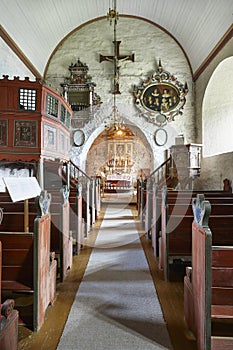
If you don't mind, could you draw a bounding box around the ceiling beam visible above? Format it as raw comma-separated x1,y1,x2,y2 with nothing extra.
194,24,233,81
0,24,42,79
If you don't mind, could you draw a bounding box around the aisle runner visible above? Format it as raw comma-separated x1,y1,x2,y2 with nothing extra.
57,204,173,350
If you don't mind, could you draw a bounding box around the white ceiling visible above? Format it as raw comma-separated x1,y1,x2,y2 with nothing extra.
0,0,232,78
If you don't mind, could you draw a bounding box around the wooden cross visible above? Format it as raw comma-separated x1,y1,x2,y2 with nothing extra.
100,40,134,94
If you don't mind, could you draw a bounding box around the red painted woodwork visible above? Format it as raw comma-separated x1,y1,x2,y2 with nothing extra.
0,212,57,331
184,196,233,350
0,76,72,163
0,241,19,350
49,189,73,282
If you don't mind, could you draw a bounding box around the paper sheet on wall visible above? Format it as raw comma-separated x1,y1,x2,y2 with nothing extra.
0,178,6,192
3,177,41,202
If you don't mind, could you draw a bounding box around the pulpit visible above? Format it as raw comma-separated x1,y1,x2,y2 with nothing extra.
169,136,202,189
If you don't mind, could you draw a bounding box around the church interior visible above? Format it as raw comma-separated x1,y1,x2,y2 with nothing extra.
0,1,233,349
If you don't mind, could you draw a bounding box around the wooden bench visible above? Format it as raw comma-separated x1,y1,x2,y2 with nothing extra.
0,195,37,233
49,186,72,282
73,176,94,237
159,189,233,281
68,177,100,254
69,184,84,255
184,196,233,350
0,240,19,350
150,187,233,258
0,191,57,331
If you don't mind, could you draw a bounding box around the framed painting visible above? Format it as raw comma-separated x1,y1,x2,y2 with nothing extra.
44,124,57,151
108,143,115,157
0,120,8,146
116,143,125,158
133,62,188,122
141,82,180,114
60,131,65,152
14,120,37,147
126,143,132,157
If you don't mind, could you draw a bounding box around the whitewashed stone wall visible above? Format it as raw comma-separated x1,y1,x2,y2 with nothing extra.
203,57,233,157
85,130,152,184
194,37,233,190
45,17,194,176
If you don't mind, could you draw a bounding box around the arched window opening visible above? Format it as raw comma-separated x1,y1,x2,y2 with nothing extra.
202,57,233,157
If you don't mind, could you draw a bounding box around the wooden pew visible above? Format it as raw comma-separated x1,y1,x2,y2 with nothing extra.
159,189,233,281
69,184,84,255
0,240,19,350
94,177,101,219
0,193,38,233
150,187,233,259
0,191,57,331
49,186,72,282
68,178,100,253
184,196,233,350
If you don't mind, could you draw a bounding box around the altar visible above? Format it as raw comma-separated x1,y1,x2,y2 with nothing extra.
103,173,133,193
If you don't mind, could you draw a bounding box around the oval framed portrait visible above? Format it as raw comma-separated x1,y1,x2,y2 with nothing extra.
73,129,85,147
141,82,180,114
154,128,168,146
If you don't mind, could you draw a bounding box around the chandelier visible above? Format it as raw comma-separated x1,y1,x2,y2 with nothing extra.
104,103,124,134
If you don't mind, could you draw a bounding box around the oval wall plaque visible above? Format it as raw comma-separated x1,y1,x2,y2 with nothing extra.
154,128,168,146
73,129,85,146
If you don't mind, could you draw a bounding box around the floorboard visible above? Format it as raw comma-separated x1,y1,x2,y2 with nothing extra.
17,202,197,350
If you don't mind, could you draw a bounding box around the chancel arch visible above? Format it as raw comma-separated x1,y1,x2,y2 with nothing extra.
70,104,161,178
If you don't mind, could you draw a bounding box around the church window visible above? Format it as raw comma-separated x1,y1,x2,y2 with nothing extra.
203,57,233,157
46,94,58,118
66,111,71,128
61,104,66,123
19,88,37,110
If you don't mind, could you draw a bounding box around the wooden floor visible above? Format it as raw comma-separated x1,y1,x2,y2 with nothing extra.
17,203,197,350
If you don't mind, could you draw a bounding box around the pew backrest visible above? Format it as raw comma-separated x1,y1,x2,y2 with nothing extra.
192,197,233,350
49,186,72,282
159,189,233,281
0,190,57,331
0,240,19,350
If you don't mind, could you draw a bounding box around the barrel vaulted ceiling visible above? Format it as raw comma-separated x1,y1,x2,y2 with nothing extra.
0,0,232,79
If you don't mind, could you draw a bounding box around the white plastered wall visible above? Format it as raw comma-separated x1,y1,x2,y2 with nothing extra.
203,57,233,157
194,38,233,190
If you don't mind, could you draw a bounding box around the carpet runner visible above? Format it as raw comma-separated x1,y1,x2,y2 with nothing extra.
57,202,173,350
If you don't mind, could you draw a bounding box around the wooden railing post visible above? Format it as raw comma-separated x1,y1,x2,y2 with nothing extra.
140,179,146,226
145,177,153,239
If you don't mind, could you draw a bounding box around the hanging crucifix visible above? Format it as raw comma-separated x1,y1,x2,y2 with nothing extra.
99,0,134,94
100,41,134,94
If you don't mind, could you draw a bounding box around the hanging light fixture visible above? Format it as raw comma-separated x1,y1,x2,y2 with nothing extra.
104,0,125,134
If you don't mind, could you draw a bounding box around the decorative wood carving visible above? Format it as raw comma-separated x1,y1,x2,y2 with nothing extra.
60,185,70,205
192,194,211,227
61,59,101,111
35,190,51,217
133,60,188,123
